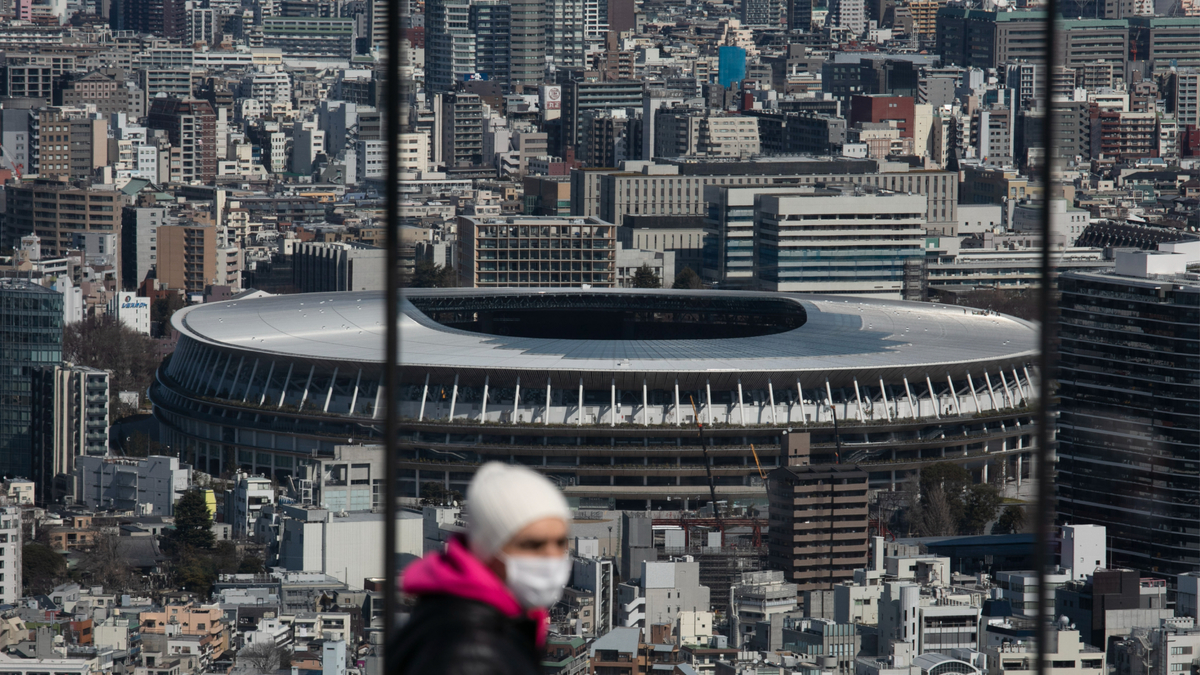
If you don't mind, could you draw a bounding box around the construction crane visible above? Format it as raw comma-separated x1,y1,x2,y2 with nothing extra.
0,141,23,180
688,395,723,544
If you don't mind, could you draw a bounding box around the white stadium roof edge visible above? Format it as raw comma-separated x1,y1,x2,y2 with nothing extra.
171,288,1038,388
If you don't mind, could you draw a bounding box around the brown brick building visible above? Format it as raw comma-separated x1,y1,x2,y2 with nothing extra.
767,431,870,597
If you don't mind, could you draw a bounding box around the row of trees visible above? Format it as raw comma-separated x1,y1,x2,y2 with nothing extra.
63,315,160,418
907,462,1027,537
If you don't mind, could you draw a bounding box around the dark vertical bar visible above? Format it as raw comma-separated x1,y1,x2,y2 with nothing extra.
1035,4,1059,675
383,0,403,662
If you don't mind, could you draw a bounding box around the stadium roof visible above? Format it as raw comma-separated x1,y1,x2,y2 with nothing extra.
173,289,1037,387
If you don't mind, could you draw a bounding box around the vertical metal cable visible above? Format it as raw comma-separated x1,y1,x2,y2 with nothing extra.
384,0,403,663
1035,6,1059,675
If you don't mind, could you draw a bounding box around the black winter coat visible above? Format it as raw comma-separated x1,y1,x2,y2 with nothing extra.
393,594,544,675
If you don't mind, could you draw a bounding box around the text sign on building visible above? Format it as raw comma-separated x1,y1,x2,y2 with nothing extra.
542,86,562,110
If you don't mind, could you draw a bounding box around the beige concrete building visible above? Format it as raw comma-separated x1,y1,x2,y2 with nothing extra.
36,107,109,183
457,215,616,288
157,224,217,294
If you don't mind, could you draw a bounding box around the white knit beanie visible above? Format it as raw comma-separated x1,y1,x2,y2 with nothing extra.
466,462,572,561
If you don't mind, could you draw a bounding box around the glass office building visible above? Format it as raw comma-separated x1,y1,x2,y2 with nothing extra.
0,280,63,478
1056,247,1200,579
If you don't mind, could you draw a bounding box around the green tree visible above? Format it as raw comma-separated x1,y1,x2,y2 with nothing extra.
410,261,457,288
238,556,265,574
420,482,462,506
915,463,1000,535
23,543,68,594
913,486,959,537
631,264,661,289
63,314,160,404
918,462,971,507
151,294,187,331
991,505,1027,535
672,266,703,290
961,482,1003,534
174,550,218,594
171,489,215,549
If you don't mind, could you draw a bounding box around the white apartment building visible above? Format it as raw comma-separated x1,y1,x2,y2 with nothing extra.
400,132,430,174
879,582,984,656
617,560,712,640
242,67,292,107
357,140,386,180
227,472,274,538
1061,524,1106,582
0,507,21,604
654,112,761,158
995,569,1073,617
731,570,799,648
292,121,326,175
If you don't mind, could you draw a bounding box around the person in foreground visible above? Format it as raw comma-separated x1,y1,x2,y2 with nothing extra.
394,462,572,674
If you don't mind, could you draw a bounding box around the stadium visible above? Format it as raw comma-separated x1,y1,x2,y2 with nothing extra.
152,288,1039,509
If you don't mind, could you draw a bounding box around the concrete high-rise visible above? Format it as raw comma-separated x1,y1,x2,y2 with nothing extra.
1056,241,1200,581
31,365,110,504
507,0,545,91
546,0,586,68
157,223,217,294
768,432,870,596
146,97,217,183
425,0,476,93
34,107,109,183
439,92,485,168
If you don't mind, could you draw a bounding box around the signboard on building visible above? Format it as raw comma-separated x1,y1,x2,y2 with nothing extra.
112,292,152,336
542,86,562,110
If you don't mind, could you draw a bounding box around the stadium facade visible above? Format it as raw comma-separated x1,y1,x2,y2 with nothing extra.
153,288,1039,509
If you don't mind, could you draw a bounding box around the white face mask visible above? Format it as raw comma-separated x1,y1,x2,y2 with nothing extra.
500,553,572,609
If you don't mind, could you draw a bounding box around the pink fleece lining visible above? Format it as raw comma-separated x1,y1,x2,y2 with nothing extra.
402,536,550,647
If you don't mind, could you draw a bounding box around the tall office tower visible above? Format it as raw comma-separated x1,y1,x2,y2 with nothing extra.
426,0,476,93
0,280,64,480
546,0,586,69
31,365,110,504
146,97,217,184
607,0,634,32
788,0,813,30
471,0,511,85
1169,71,1199,128
1056,242,1200,581
508,0,546,91
583,0,609,42
367,0,395,51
